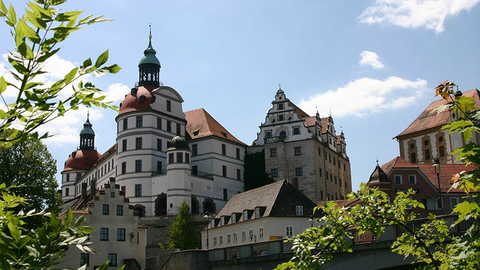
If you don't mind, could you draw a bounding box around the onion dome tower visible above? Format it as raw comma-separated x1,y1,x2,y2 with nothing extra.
138,28,160,87
166,136,192,215
61,113,101,201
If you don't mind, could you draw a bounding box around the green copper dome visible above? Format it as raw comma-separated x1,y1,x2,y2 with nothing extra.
138,39,160,67
80,117,95,135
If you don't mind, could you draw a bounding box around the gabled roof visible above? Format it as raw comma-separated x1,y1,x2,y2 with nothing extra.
380,156,476,193
213,180,318,224
396,89,480,138
185,108,246,146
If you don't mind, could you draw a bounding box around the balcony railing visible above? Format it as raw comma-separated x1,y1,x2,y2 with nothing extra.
264,136,285,144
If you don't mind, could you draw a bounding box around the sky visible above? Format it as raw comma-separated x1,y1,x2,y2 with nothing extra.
1,0,480,191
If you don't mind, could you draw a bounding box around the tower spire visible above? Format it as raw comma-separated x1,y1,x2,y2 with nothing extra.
138,25,161,87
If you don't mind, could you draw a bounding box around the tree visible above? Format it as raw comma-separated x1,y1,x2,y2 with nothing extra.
244,150,274,191
276,81,480,270
168,201,201,250
0,129,62,214
0,0,120,268
0,0,120,147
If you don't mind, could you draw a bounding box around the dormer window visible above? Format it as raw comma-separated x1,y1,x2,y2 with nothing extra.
243,210,253,221
295,205,304,216
255,206,266,218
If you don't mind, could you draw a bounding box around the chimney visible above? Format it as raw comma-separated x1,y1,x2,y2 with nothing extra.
81,183,87,199
89,179,97,201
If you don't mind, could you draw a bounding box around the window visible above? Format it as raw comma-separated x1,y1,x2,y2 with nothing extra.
271,168,278,178
213,237,217,246
222,144,226,156
135,160,142,172
157,117,162,129
157,139,162,151
243,210,250,221
111,192,115,198
227,234,231,244
319,168,322,177
410,152,417,163
259,227,264,239
219,235,223,245
108,253,117,266
242,231,247,241
166,100,171,112
121,162,126,174
192,165,198,175
100,228,108,241
409,175,417,185
236,148,240,159
223,188,228,201
80,253,89,267
318,147,322,156
122,139,127,152
185,153,190,163
450,197,459,209
177,152,183,163
278,114,284,121
176,123,181,135
135,137,142,149
394,175,402,185
270,148,277,157
293,126,300,135
157,161,162,173
169,153,174,163
222,165,227,177
285,226,293,237
237,169,241,180
233,232,238,243
102,204,109,215
65,188,69,196
192,144,198,156
136,116,143,128
123,118,127,130
249,229,254,241
135,184,142,197
295,167,303,176
117,205,123,216
277,103,284,110
295,205,304,216
265,130,272,138
439,145,445,157
167,120,172,132
424,149,431,161
117,228,126,241
294,146,301,156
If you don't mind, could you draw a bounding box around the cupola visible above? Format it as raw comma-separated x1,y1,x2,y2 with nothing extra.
138,27,160,87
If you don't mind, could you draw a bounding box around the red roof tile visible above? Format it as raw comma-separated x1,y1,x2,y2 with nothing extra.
185,108,246,146
397,89,480,138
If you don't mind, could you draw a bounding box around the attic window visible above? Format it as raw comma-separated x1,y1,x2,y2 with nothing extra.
255,206,266,218
221,131,228,138
193,129,199,136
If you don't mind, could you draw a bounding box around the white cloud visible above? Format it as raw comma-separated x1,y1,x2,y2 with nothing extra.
359,51,385,69
40,107,105,146
298,76,428,118
358,0,480,33
104,83,130,103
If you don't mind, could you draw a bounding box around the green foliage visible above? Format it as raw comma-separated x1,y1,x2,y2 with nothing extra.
0,0,120,147
277,83,480,270
167,200,201,250
0,129,62,215
244,150,274,191
0,183,94,269
0,1,121,269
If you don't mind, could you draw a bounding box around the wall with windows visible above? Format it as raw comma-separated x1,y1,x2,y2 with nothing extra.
59,179,144,270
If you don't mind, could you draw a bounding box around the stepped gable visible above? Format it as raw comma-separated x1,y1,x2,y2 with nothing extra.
185,108,246,145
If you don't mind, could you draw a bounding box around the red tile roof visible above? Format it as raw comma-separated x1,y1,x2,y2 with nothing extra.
396,89,480,138
185,108,246,146
381,156,476,193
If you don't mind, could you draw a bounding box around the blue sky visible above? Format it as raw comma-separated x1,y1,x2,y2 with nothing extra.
1,0,479,190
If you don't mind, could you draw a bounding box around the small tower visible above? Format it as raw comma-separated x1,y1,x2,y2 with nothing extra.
61,113,101,201
166,136,192,215
138,26,160,87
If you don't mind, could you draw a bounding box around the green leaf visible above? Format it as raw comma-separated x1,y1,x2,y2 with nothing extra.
0,0,7,16
17,16,41,43
26,8,47,30
0,76,6,93
64,67,79,84
95,50,109,67
7,3,16,26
